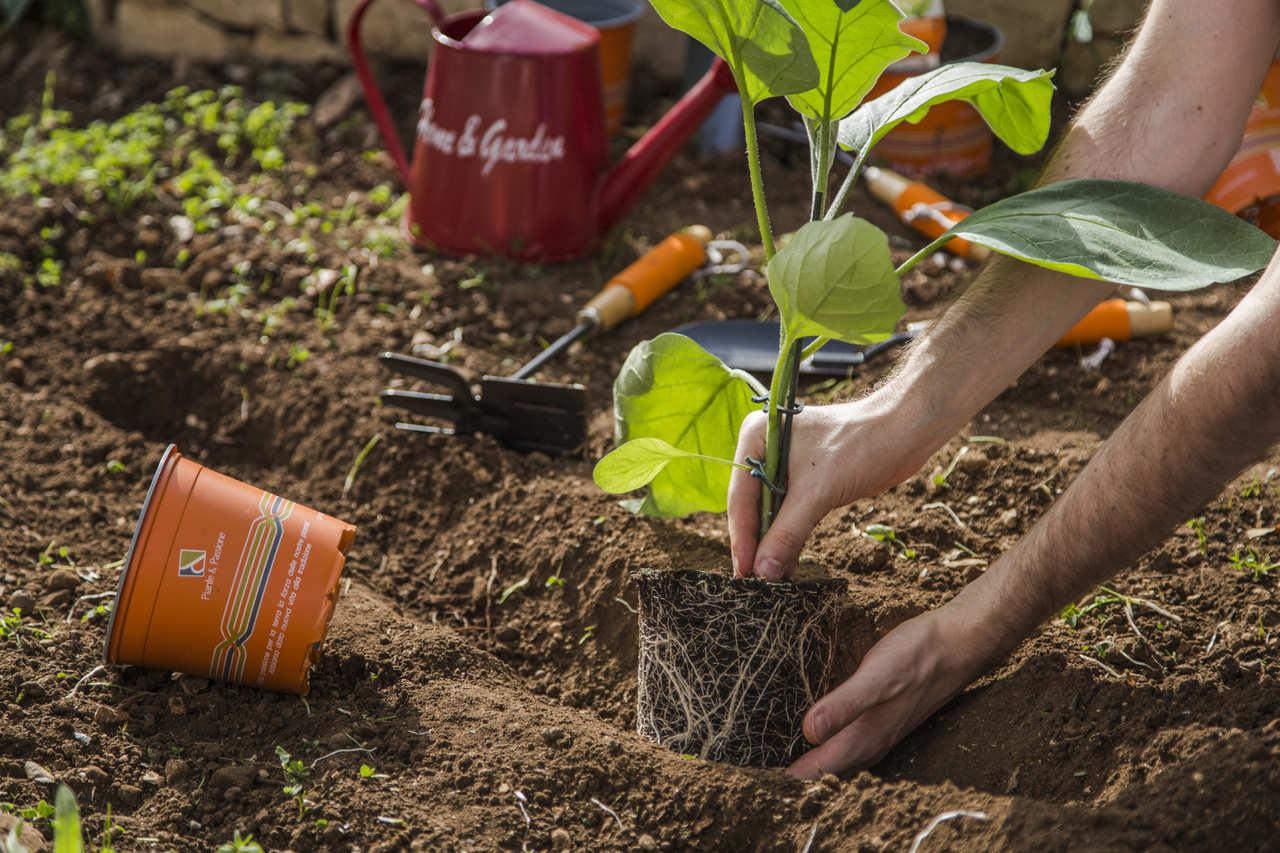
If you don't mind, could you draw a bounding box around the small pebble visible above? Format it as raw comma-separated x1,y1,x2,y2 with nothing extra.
2,358,25,387
92,704,128,725
540,726,565,747
165,759,190,784
637,833,659,851
550,828,572,850
141,770,163,787
114,784,142,806
81,765,109,785
44,569,80,593
24,761,54,784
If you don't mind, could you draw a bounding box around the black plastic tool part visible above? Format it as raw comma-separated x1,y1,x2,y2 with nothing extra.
379,352,587,455
672,319,914,377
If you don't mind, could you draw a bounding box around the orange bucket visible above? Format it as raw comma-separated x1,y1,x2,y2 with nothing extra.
487,0,643,136
1205,57,1280,236
870,16,1004,177
104,445,356,694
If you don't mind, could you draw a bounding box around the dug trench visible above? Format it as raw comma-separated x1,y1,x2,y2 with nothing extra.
2,33,1279,851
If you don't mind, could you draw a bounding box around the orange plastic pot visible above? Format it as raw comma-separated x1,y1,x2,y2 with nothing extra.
870,16,1003,177
486,0,644,136
1205,58,1280,236
104,445,356,694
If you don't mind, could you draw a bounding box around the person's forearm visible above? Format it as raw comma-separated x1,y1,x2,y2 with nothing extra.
876,0,1280,457
957,256,1280,649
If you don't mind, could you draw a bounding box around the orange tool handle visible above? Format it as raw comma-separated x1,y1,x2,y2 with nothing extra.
1055,299,1174,347
577,225,712,330
864,166,987,260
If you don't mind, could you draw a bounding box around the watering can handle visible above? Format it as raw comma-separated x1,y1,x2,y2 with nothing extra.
347,0,446,183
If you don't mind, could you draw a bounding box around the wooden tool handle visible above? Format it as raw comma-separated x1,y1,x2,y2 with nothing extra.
1055,299,1174,347
865,166,988,261
578,225,712,330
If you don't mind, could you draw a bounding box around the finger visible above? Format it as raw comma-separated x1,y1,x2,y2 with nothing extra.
787,712,897,779
727,413,765,577
803,648,905,744
752,494,825,580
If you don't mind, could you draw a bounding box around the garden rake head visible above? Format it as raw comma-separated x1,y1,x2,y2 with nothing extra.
379,352,587,455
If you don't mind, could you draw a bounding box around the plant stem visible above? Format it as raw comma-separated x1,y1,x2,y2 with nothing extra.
799,336,830,363
809,121,834,222
760,333,798,535
740,101,776,261
895,234,951,277
824,146,870,221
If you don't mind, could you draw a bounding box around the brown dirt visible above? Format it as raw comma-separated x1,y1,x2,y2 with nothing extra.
1,28,1278,853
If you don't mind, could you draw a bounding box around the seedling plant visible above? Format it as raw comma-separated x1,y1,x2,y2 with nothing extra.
276,745,310,820
587,0,1274,767
593,0,1276,536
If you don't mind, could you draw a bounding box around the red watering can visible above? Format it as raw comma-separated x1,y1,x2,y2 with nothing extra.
348,0,735,262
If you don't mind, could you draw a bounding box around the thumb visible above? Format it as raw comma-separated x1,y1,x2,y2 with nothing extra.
752,495,824,580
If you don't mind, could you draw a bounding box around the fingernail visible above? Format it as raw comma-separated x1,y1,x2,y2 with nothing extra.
806,708,828,744
731,553,740,576
756,557,783,580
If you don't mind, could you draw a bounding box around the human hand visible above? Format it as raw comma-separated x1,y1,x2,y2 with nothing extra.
727,395,933,579
787,597,1010,779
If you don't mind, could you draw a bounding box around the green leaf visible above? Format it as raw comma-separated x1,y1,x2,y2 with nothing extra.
784,0,926,125
611,333,763,517
648,0,819,104
52,786,82,853
937,179,1279,289
594,437,739,495
837,62,1055,159
768,214,904,343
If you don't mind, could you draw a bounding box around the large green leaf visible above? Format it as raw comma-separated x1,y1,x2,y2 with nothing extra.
768,214,905,343
784,0,926,125
612,333,763,517
837,62,1054,159
937,179,1278,289
594,437,738,495
648,0,819,104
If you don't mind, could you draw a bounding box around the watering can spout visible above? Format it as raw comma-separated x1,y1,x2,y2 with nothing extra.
596,60,736,233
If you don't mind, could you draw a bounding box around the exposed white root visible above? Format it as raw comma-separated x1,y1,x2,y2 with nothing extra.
634,569,844,767
590,797,624,832
908,809,990,853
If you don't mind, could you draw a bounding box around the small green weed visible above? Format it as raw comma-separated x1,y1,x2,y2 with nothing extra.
1229,547,1279,581
217,831,264,853
931,446,968,488
862,523,916,559
0,608,48,648
498,576,530,605
286,344,310,369
275,745,309,820
35,258,61,288
1185,517,1208,555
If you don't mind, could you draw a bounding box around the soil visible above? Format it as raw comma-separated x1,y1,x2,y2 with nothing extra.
2,26,1279,853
